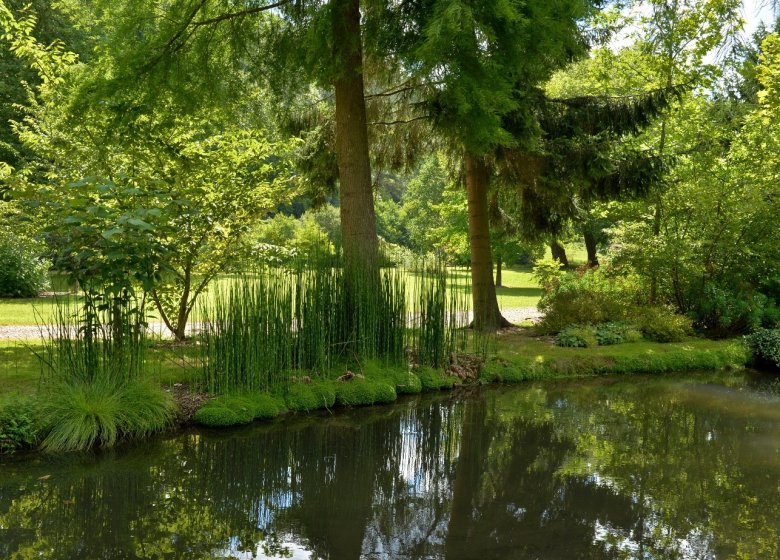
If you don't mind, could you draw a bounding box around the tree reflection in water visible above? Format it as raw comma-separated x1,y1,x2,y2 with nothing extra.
1,371,779,559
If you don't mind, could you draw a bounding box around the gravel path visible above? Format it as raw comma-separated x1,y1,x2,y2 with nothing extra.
0,307,543,341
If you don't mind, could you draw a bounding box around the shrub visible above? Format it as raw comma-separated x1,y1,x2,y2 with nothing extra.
639,307,693,343
0,233,49,297
690,285,780,336
555,325,598,348
536,265,642,334
38,380,175,452
744,329,780,370
595,322,643,346
0,398,41,454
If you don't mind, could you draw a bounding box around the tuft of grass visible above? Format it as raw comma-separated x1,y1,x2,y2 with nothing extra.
38,380,175,452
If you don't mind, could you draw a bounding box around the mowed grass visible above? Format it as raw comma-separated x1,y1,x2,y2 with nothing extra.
0,339,200,404
0,267,544,328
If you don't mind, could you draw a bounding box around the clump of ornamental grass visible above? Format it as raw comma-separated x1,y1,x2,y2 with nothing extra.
38,379,174,452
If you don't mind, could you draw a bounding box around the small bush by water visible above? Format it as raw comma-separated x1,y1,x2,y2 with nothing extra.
744,329,780,370
0,398,41,453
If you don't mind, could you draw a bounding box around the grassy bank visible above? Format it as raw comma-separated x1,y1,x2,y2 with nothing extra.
0,330,750,454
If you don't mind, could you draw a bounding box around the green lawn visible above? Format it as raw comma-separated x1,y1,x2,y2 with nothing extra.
0,267,543,328
0,339,200,404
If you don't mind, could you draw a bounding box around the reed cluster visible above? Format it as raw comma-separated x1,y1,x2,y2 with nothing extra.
199,260,469,395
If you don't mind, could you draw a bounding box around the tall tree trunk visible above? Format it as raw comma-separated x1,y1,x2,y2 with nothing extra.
332,0,379,276
495,255,503,288
465,153,509,332
583,230,599,268
550,239,569,267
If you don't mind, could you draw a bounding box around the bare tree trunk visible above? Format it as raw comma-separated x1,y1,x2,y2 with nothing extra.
495,255,503,288
550,239,569,267
332,0,379,276
583,230,599,268
465,153,510,332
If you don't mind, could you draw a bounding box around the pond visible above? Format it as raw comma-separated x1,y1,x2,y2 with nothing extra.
2,370,780,559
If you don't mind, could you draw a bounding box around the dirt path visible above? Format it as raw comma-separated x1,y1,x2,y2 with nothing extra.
0,307,543,341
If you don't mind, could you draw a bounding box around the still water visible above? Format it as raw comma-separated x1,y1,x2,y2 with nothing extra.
2,370,780,559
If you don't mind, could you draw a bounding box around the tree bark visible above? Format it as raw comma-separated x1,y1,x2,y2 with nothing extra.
550,239,569,267
583,230,599,268
332,0,379,276
495,255,503,288
465,153,510,332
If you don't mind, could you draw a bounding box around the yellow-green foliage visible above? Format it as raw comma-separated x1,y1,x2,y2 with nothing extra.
285,381,336,412
638,308,694,342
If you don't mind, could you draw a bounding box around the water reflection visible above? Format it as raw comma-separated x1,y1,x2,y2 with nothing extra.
1,371,780,559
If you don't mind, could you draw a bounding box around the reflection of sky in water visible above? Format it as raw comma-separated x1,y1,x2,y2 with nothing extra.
220,534,314,560
3,372,780,559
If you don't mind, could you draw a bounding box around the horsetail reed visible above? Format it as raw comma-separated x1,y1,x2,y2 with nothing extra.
198,256,472,395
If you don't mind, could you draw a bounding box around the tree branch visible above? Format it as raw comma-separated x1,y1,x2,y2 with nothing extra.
370,115,429,126
192,0,291,27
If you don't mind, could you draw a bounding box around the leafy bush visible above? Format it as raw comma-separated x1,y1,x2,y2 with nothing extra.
0,398,41,454
38,380,175,452
0,232,49,297
595,322,643,346
690,286,780,336
744,329,780,370
638,307,693,343
555,325,598,348
536,264,642,334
